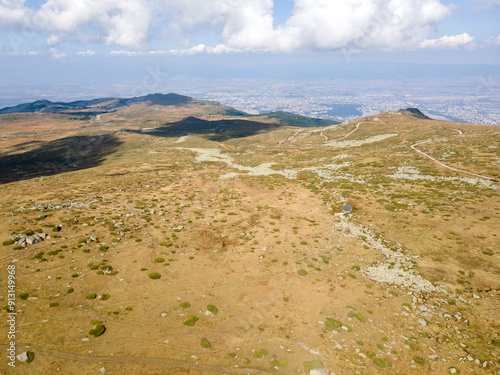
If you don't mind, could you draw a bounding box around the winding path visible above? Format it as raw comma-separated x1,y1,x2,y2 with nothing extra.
411,139,497,181
276,128,303,148
327,122,361,142
0,344,272,374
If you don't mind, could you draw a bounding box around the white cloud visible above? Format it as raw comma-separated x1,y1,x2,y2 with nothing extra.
169,44,243,55
109,50,139,56
0,0,31,28
267,0,452,52
7,50,38,56
49,47,67,59
76,50,95,56
420,33,475,49
0,0,456,54
109,44,242,56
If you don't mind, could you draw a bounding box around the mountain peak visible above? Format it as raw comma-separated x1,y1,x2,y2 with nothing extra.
396,108,430,119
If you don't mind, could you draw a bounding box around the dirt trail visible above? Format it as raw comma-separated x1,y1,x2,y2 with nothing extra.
276,129,303,148
0,344,272,374
411,139,497,181
327,122,361,142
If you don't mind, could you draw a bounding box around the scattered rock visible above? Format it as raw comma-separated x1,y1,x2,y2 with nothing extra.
16,352,28,362
310,369,326,375
418,318,427,326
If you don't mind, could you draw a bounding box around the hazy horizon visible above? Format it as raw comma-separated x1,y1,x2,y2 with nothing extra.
1,1,499,123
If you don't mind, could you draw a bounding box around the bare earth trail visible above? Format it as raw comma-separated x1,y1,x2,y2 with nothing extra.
411,139,497,181
276,128,303,148
0,344,272,374
328,122,361,142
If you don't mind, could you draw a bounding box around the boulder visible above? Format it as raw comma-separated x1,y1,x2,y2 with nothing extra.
26,236,39,245
16,352,28,362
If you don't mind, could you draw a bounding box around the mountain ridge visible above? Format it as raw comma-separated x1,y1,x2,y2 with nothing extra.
0,92,339,128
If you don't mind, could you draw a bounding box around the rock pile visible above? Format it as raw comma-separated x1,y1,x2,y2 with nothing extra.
12,232,47,247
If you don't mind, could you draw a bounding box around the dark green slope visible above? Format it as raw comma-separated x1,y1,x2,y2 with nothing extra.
256,111,339,127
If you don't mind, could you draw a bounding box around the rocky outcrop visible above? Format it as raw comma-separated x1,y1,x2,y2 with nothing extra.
12,232,47,247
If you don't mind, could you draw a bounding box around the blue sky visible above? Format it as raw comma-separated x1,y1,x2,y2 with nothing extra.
0,0,499,102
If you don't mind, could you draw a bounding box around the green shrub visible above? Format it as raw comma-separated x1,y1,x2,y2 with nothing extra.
154,258,165,263
89,324,106,337
179,302,190,308
19,293,29,300
207,304,218,314
26,351,35,363
297,269,308,276
201,337,212,348
2,239,15,246
252,349,269,358
414,357,426,365
99,246,108,252
99,294,111,301
48,302,59,307
85,293,97,300
149,272,161,279
66,288,74,294
183,315,198,326
303,359,324,373
373,358,388,368
325,318,342,331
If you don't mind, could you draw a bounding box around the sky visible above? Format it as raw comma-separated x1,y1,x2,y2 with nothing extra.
0,0,499,103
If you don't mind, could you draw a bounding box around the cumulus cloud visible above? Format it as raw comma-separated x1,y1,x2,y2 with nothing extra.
269,0,452,52
170,44,243,55
420,33,475,49
0,0,31,28
1,0,456,54
76,50,95,56
109,44,241,56
49,47,67,59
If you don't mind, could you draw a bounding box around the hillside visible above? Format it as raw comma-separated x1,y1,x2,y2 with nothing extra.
0,99,499,375
253,110,339,127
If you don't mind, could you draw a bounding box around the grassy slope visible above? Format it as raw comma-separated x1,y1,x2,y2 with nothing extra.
0,108,499,375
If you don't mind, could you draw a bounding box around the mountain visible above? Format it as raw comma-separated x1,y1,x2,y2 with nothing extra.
256,111,339,127
0,96,499,375
0,93,336,127
396,107,431,119
0,93,244,115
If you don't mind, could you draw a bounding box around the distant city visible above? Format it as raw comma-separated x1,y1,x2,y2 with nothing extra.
193,77,500,125
1,75,498,125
